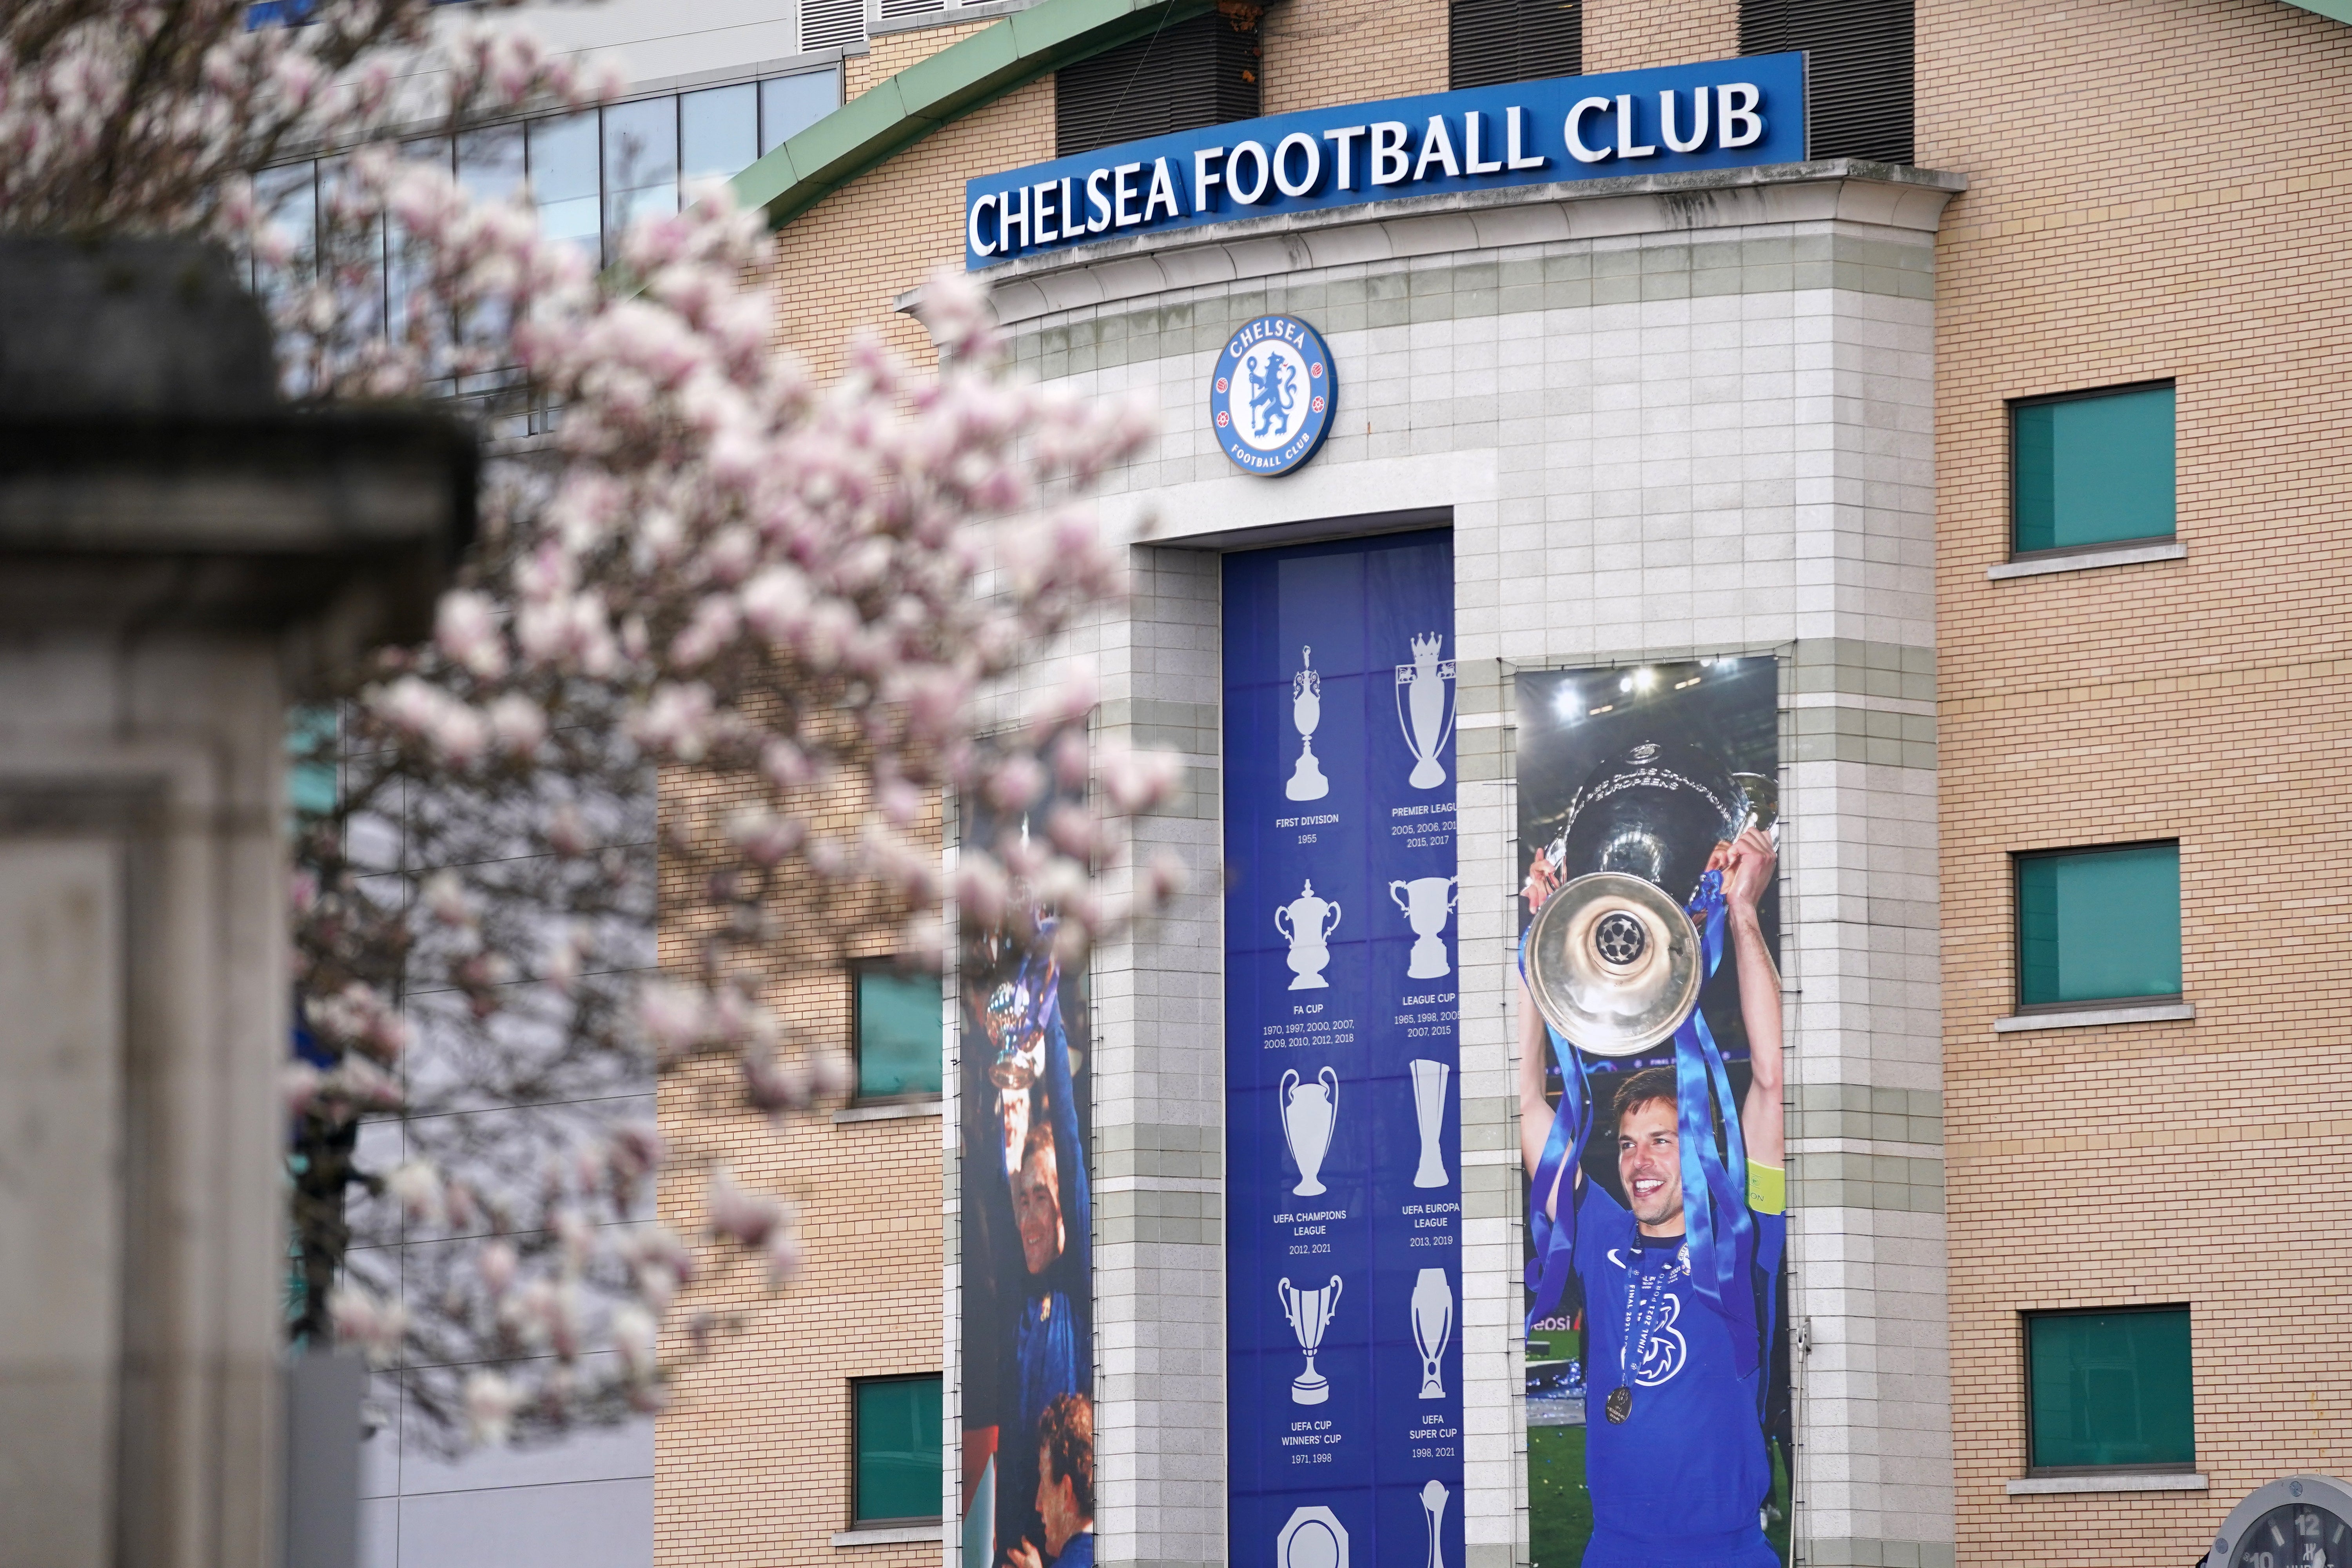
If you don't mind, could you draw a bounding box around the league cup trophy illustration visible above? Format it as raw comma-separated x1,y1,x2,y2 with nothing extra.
1418,1481,1451,1568
1389,875,1459,980
1287,646,1330,801
1410,1267,1454,1399
1277,1274,1344,1405
1276,879,1341,990
1408,1058,1450,1189
1279,1065,1339,1197
1394,632,1457,791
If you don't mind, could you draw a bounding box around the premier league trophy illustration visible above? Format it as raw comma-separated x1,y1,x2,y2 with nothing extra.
1277,1274,1343,1405
1418,1480,1451,1568
1389,874,1459,980
1276,879,1341,990
1287,646,1330,801
1411,1267,1454,1398
1395,632,1456,790
1278,1065,1339,1197
1408,1058,1450,1189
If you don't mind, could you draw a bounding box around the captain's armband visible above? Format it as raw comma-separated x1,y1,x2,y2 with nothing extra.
1746,1160,1786,1216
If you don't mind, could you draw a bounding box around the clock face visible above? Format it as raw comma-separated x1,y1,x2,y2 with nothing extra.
2233,1503,2352,1568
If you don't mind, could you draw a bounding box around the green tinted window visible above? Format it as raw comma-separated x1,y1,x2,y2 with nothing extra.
2013,385,2175,553
2016,844,2180,1007
856,965,942,1098
2028,1308,2192,1470
854,1375,942,1523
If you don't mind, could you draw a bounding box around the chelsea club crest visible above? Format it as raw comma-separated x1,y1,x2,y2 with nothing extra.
1210,314,1336,476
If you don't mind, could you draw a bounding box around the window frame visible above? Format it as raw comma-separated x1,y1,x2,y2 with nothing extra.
849,954,944,1104
2005,378,2178,562
849,1372,946,1527
2020,1304,2196,1476
2010,839,2183,1014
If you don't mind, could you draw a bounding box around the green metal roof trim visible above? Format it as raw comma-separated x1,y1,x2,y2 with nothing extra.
2281,0,2352,23
731,0,1219,229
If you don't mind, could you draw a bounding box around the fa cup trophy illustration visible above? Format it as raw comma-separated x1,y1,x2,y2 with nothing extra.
1394,632,1456,791
1279,1065,1339,1197
1276,879,1341,991
1408,1058,1449,1189
1410,1267,1453,1398
1287,646,1330,801
1389,875,1458,980
1277,1275,1343,1405
1418,1481,1450,1568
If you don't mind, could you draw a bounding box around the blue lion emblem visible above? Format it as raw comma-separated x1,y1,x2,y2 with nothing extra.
1246,349,1299,438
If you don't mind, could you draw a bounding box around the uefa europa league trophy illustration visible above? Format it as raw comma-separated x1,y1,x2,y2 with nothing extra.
1419,1481,1450,1568
1278,1274,1344,1404
1410,1267,1453,1398
1276,879,1341,990
1388,875,1459,980
1394,632,1456,791
1408,1059,1449,1189
1287,646,1330,801
1279,1065,1339,1197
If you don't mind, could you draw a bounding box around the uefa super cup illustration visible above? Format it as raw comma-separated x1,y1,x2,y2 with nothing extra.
1389,874,1458,980
1408,1058,1449,1188
1278,1274,1344,1404
1287,646,1330,801
1395,632,1456,790
1279,1065,1339,1197
1276,878,1341,990
1419,1480,1450,1568
1411,1267,1453,1398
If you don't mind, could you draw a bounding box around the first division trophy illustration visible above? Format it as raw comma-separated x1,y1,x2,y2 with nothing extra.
1287,645,1330,800
1411,1267,1454,1398
1408,1059,1450,1188
1389,875,1459,979
1419,1481,1451,1568
1278,1065,1338,1197
1276,879,1341,990
1277,1275,1344,1404
1395,632,1456,790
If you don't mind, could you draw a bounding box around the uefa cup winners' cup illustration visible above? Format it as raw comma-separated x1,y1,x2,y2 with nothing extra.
1278,1274,1344,1404
1408,1058,1450,1188
1419,1480,1451,1568
1277,879,1341,990
1279,1065,1339,1197
1411,1267,1453,1398
1394,632,1456,790
1389,875,1458,980
1287,646,1330,801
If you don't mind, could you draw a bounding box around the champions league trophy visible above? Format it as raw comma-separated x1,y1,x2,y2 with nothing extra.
1395,633,1456,790
982,981,1042,1090
1287,646,1330,801
1408,1059,1449,1189
1389,875,1458,980
1276,879,1341,990
1277,1274,1343,1404
1418,1481,1450,1568
1410,1267,1453,1399
1279,1065,1339,1197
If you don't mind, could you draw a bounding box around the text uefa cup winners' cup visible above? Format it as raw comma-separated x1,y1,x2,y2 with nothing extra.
1279,1065,1339,1197
1278,1274,1343,1405
1411,1267,1453,1399
1395,633,1456,791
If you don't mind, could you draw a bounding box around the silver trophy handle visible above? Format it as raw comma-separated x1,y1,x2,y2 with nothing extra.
1318,1065,1338,1126
1320,899,1341,939
1389,880,1411,913
1278,1067,1299,1150
1274,904,1295,942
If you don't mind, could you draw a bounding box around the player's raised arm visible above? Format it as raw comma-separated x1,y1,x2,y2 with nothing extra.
1517,970,1577,1220
1721,826,1785,1172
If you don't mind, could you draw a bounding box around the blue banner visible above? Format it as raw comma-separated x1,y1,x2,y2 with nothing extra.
965,54,1805,269
1223,532,1460,1568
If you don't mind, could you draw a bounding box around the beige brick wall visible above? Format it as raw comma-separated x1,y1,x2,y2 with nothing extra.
1258,0,1446,113
1580,0,1739,75
1922,0,2352,1561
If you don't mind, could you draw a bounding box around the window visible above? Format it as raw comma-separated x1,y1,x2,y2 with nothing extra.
855,959,943,1100
2026,1307,2193,1472
1449,0,1582,91
1054,10,1261,159
2014,842,2181,1009
760,69,842,155
1741,0,1915,164
2011,383,2176,555
682,84,759,183
853,1375,943,1524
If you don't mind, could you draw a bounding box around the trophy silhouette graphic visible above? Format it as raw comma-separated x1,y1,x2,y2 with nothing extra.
1278,1275,1343,1404
1279,1066,1338,1197
1410,1267,1453,1398
1287,646,1330,801
1389,875,1458,980
1408,1059,1449,1189
1418,1481,1450,1568
1276,879,1341,991
1394,633,1456,791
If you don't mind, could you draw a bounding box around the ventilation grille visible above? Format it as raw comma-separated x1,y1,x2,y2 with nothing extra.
1054,10,1261,160
1741,0,1913,164
800,0,867,54
878,0,944,17
1449,0,1582,91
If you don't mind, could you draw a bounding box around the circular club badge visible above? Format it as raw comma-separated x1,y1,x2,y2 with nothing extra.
1210,314,1336,476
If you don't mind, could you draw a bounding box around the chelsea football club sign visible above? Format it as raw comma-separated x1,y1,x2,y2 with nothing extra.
1212,315,1336,476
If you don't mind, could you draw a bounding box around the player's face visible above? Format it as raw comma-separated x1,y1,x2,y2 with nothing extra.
1617,1100,1684,1231
1013,1142,1065,1275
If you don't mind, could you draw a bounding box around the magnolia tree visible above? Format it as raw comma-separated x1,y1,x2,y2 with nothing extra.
2,0,1174,1450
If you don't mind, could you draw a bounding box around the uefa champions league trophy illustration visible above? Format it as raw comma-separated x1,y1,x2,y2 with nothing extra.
1394,632,1456,791
1389,875,1459,980
1276,879,1341,990
1408,1059,1450,1189
1410,1267,1453,1398
1287,646,1330,801
1419,1481,1450,1568
1278,1275,1344,1405
1279,1065,1339,1197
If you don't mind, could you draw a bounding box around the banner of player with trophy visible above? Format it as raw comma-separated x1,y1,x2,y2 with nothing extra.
1513,658,1792,1568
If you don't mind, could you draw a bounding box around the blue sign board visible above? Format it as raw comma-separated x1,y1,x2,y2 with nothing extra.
1223,532,1460,1568
965,53,1805,269
1210,315,1337,476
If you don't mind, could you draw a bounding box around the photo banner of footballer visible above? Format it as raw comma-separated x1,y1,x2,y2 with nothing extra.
1514,658,1793,1568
